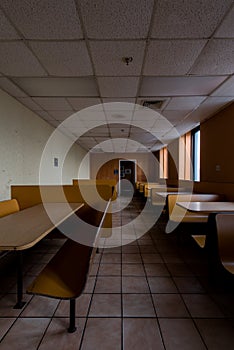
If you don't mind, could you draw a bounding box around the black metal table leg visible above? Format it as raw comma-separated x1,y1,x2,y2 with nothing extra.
13,251,26,309
68,299,77,333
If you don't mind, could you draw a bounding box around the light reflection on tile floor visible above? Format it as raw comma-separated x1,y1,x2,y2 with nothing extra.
1,195,234,349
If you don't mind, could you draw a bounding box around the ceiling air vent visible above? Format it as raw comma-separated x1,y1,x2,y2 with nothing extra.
139,98,168,111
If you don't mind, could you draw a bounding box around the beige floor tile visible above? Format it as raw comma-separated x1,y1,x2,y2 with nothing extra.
162,254,184,263
0,293,32,317
122,239,138,246
89,263,99,276
89,294,121,316
38,318,85,350
83,276,96,293
0,276,16,293
159,319,206,350
141,253,163,263
122,253,142,264
144,263,170,276
55,294,92,317
195,319,234,350
0,318,15,340
152,294,189,317
0,318,50,349
20,295,59,317
81,318,121,350
95,276,121,293
101,253,121,264
26,263,47,276
139,245,158,253
98,263,121,276
122,276,150,293
123,294,155,317
122,245,140,253
148,277,177,293
102,247,122,254
182,294,225,318
122,264,145,276
173,277,205,293
123,318,164,350
166,263,194,276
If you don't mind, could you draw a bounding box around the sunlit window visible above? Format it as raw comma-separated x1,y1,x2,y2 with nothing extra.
179,131,192,180
192,127,200,181
159,147,168,179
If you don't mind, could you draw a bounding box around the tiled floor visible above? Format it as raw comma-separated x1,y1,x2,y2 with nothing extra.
1,195,234,349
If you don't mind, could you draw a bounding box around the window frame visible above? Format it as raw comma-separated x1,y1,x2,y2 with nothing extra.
191,126,200,182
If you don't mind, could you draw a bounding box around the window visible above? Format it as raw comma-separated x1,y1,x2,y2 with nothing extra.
179,127,200,181
159,147,168,179
179,131,191,180
192,127,200,181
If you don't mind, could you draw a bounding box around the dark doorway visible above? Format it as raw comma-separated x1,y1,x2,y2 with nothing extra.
119,160,136,195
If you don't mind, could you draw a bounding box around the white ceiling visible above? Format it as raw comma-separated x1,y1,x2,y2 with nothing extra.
0,0,234,153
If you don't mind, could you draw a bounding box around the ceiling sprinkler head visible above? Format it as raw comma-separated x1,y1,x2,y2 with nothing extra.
122,56,133,65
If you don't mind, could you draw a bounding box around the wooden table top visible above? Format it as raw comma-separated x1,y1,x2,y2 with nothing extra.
155,191,189,198
0,202,84,251
176,201,234,213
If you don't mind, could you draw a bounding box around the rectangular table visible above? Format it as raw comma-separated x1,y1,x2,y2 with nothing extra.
0,202,84,308
177,201,234,213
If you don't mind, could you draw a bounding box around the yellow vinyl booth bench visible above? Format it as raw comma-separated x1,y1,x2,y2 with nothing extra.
0,199,20,218
9,183,114,332
0,199,20,259
166,193,224,241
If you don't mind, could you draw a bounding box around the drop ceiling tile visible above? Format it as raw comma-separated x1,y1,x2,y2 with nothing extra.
0,42,47,76
190,39,234,75
103,98,136,104
79,0,154,39
140,76,227,96
151,0,233,38
131,120,155,129
162,110,191,123
82,120,108,128
0,9,20,39
17,97,43,111
211,76,234,96
162,126,183,141
151,118,174,133
36,110,55,120
144,40,206,75
90,41,145,76
164,96,207,110
1,0,83,39
29,41,93,76
215,6,234,38
67,98,102,111
132,108,161,122
110,128,129,136
95,137,110,143
47,119,62,127
98,77,139,97
13,77,99,97
32,97,72,110
78,111,106,122
48,110,74,121
0,77,27,97
186,96,234,123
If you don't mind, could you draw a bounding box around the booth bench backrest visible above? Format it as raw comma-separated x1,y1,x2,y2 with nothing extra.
167,193,224,223
0,199,20,218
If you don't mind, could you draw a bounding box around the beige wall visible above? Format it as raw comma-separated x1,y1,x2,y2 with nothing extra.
0,89,89,200
166,102,234,199
90,152,159,182
200,102,234,183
